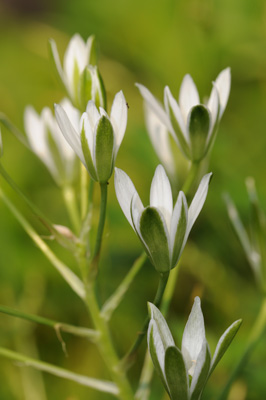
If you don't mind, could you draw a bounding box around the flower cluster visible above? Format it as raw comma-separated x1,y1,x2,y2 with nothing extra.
148,299,241,400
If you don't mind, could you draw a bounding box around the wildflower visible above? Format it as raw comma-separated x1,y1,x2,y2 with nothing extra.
24,99,79,185
148,299,241,400
115,165,212,272
55,91,127,183
137,68,231,162
49,34,105,108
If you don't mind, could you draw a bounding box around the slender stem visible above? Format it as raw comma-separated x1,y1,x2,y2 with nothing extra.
90,182,108,279
123,271,170,366
62,185,80,234
218,296,266,400
0,188,85,299
101,252,147,321
0,305,99,341
80,164,89,220
0,347,119,396
181,161,200,196
84,283,134,400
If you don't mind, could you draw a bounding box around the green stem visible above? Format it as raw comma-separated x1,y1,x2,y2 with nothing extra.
218,296,266,400
80,164,89,220
62,185,80,234
0,347,119,396
123,271,170,366
101,252,147,321
0,305,98,341
181,161,200,196
90,182,108,279
135,351,154,400
0,188,85,299
84,284,134,400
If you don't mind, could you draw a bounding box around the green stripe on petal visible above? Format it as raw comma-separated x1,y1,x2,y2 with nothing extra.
170,193,188,268
95,116,114,183
165,346,189,400
188,105,210,162
139,206,170,272
80,123,98,181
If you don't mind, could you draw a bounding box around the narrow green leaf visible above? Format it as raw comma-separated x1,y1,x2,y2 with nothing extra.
188,105,210,162
0,347,118,395
140,207,170,272
210,319,242,376
190,341,211,400
95,116,114,183
165,346,189,400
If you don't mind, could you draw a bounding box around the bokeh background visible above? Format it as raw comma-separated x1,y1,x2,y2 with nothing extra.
0,0,266,399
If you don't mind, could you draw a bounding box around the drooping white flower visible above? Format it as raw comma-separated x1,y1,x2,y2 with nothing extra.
137,68,231,162
115,165,212,272
24,98,79,185
55,91,127,183
148,299,242,400
50,34,94,98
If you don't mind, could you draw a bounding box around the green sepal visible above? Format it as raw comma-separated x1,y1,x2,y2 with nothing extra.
171,197,187,268
139,207,170,272
209,319,242,376
80,122,98,181
78,67,93,111
165,346,189,400
95,116,114,183
148,321,170,395
190,341,211,400
188,105,210,162
94,68,107,110
88,35,97,66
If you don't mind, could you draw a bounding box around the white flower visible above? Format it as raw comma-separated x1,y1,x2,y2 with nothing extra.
24,99,79,185
55,91,128,183
148,299,242,400
137,68,231,162
49,34,95,104
115,165,212,272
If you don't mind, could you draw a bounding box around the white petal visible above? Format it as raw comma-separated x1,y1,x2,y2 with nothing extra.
144,103,176,177
80,112,95,165
186,172,212,237
49,39,66,88
86,100,101,127
214,67,231,118
148,320,167,383
207,84,219,138
169,191,188,257
110,91,128,156
179,74,200,122
190,339,210,392
181,297,206,373
131,192,144,236
24,106,57,178
149,303,175,348
63,34,87,97
136,83,172,132
150,165,173,233
54,104,85,166
164,86,188,142
114,168,143,230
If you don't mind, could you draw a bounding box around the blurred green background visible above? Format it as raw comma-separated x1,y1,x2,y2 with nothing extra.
0,0,266,399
